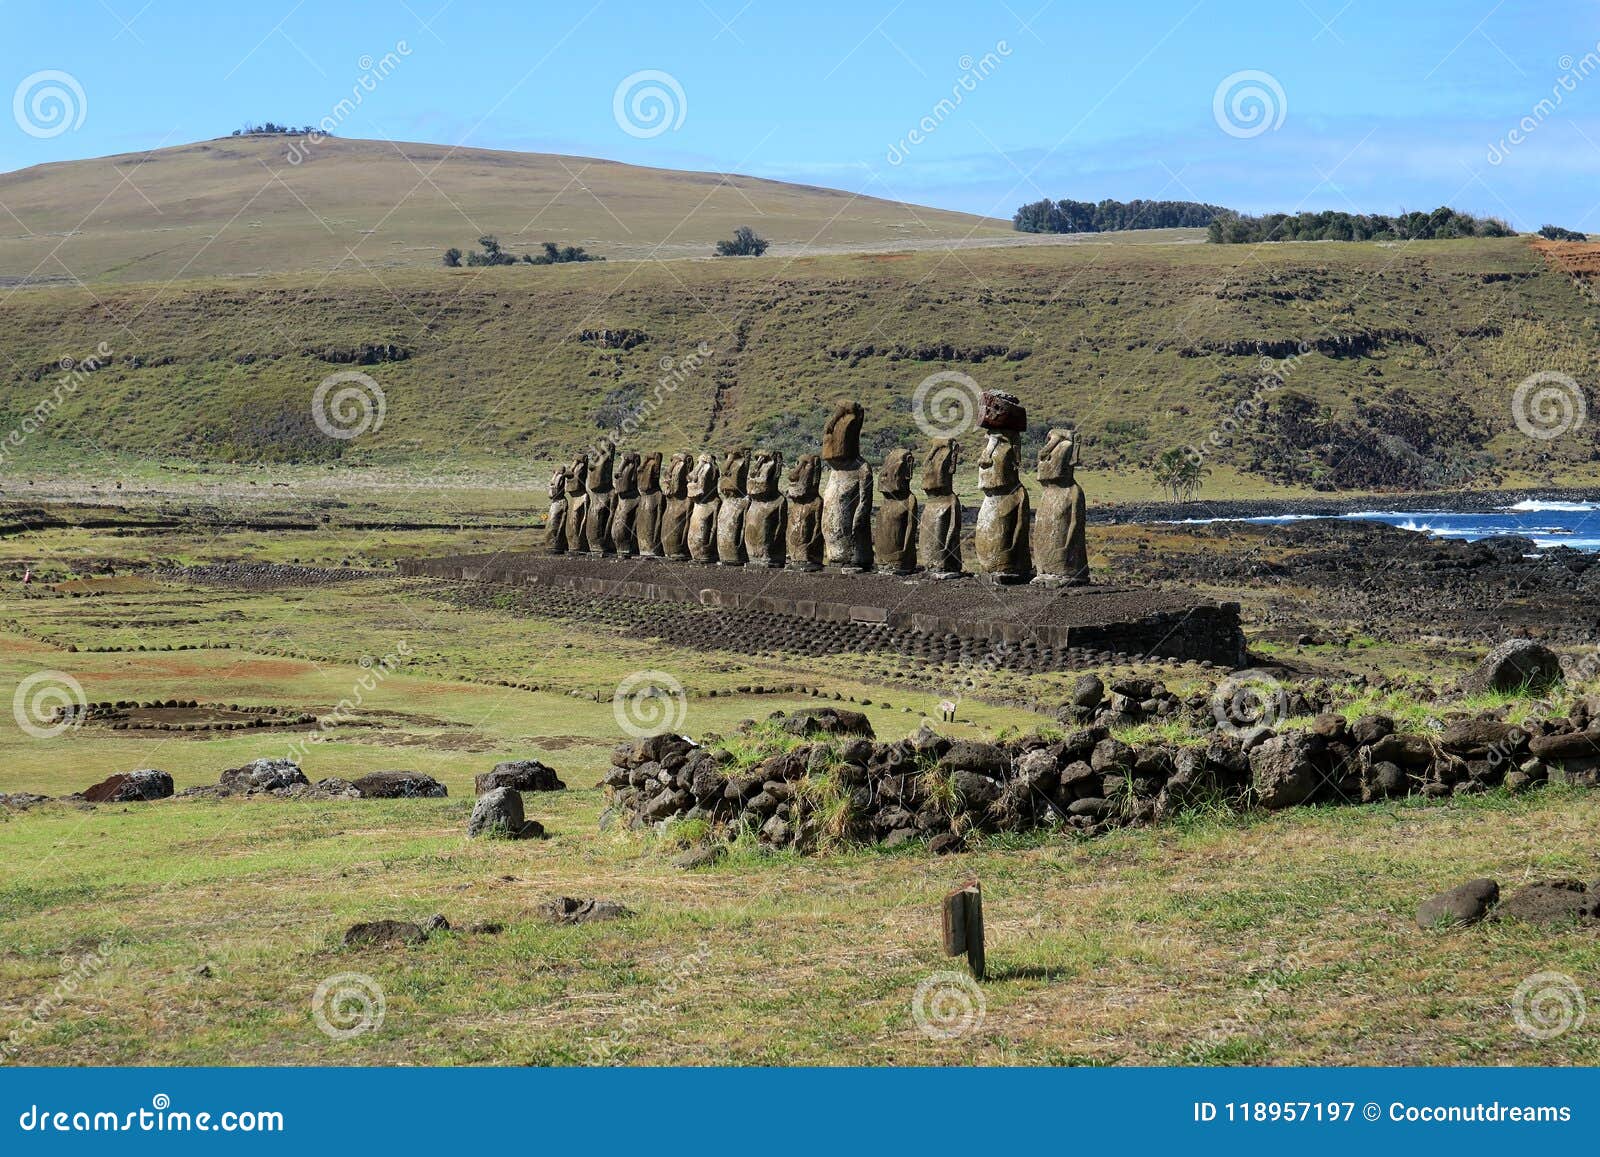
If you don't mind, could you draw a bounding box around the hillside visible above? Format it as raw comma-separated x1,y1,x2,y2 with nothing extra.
0,136,1020,286
3,233,1598,496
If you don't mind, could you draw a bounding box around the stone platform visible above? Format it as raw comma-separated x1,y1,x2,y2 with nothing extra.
399,552,1246,669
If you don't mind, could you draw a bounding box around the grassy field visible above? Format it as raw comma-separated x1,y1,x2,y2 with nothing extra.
3,504,1600,1066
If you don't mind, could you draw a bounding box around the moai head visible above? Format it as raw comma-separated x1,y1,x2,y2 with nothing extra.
786,453,822,502
567,454,589,492
878,447,915,499
548,466,566,501
639,451,663,493
688,452,719,499
748,449,784,500
978,432,1020,492
615,450,640,496
1038,428,1078,485
922,437,960,495
822,400,864,462
664,452,691,499
588,441,615,491
719,447,751,497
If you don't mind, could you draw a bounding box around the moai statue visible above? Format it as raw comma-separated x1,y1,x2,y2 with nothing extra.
612,450,641,558
784,453,824,571
743,449,787,568
917,437,963,578
660,452,692,561
636,452,665,558
974,392,1032,583
566,455,591,555
545,465,569,555
1033,428,1089,586
584,441,617,556
715,447,751,566
686,452,720,563
873,448,918,575
820,400,873,571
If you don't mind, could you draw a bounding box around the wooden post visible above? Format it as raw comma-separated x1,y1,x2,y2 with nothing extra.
941,880,985,981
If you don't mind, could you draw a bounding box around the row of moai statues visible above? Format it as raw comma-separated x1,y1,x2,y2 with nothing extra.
543,393,1088,584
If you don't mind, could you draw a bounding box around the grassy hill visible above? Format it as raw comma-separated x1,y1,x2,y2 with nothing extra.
0,135,1019,286
2,137,1598,497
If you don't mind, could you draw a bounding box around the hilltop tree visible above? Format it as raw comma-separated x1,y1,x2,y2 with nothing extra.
716,226,769,256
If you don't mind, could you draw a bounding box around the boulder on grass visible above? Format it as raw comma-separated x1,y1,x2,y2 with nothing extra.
1416,877,1499,928
351,771,447,799
467,787,545,840
542,897,633,925
218,757,308,795
82,769,173,803
1248,731,1324,810
779,707,874,739
475,759,565,795
1461,640,1561,696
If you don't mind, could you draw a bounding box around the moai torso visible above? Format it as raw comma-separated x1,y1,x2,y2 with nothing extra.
784,454,824,571
715,448,751,566
636,453,665,557
873,448,918,574
917,437,963,577
1033,428,1089,585
659,453,692,560
976,432,1032,581
584,444,616,555
686,454,721,563
612,451,641,558
743,450,787,568
566,457,590,554
820,401,873,571
545,467,568,554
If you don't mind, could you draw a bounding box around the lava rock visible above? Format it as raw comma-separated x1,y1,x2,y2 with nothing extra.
542,897,634,925
1070,673,1105,710
351,771,448,798
218,757,308,794
82,769,173,803
1248,731,1325,810
780,707,874,739
466,787,545,839
475,759,565,795
1461,640,1562,696
1496,880,1600,925
939,740,1008,778
343,919,429,947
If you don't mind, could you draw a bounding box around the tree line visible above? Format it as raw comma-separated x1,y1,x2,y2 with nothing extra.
1013,197,1227,233
443,236,602,267
1206,207,1514,243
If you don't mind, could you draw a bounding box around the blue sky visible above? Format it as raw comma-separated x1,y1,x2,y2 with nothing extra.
4,0,1600,229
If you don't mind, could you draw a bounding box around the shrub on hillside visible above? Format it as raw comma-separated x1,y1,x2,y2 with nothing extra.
715,226,769,256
